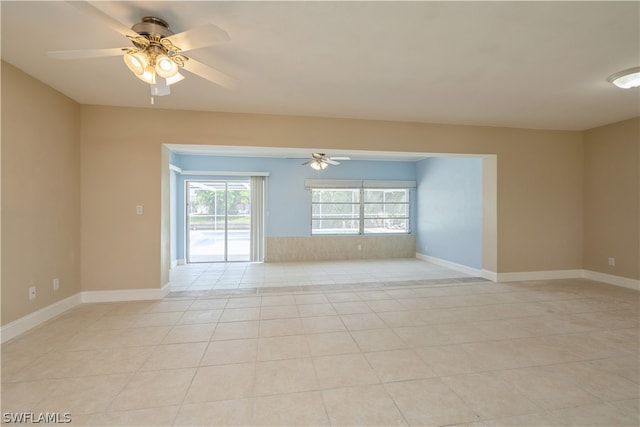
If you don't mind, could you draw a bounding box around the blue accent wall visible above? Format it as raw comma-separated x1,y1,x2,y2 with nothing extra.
416,157,482,269
171,154,417,262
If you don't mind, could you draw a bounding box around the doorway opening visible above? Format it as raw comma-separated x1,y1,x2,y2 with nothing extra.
186,180,251,263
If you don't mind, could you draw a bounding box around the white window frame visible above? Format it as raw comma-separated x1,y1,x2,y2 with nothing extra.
307,180,415,236
362,188,410,234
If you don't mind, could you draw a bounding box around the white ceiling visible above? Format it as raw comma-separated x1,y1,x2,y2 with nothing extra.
2,1,639,132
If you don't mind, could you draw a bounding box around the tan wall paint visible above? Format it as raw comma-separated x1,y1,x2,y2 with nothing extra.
79,111,163,292
79,104,585,293
584,118,640,280
1,63,81,325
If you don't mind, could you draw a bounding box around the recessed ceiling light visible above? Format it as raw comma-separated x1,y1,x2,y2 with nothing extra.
607,67,640,89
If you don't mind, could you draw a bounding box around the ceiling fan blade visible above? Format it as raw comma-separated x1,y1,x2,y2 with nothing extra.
301,160,312,165
325,159,340,165
166,24,230,52
182,57,234,89
47,47,125,60
65,0,139,38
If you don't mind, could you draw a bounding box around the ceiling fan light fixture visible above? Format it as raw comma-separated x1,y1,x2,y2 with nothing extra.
166,72,184,86
310,160,327,170
123,51,148,75
155,54,179,78
607,67,640,89
136,65,156,84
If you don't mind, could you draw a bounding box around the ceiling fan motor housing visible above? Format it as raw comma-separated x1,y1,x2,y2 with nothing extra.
132,17,174,38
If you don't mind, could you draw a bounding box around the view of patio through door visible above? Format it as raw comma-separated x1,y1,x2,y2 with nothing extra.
186,180,251,263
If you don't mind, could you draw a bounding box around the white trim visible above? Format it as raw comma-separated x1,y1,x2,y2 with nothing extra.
181,170,270,177
1,294,82,343
363,180,416,189
177,258,186,266
1,286,168,343
412,260,639,290
80,288,164,303
496,269,584,282
305,179,416,189
416,253,485,278
169,164,182,173
583,270,640,291
481,269,498,282
305,179,362,189
494,269,639,290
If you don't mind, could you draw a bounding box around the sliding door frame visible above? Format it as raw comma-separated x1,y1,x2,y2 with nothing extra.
185,179,251,263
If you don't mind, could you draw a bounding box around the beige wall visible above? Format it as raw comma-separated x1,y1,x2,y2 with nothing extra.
79,108,164,292
1,63,81,324
584,118,640,280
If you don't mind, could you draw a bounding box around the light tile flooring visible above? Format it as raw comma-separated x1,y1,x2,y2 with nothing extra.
167,258,478,295
1,261,639,426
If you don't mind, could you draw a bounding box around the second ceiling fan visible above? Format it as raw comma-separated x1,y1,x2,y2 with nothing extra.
303,153,351,170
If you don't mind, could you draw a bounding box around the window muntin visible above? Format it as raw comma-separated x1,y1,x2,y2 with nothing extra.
311,188,410,235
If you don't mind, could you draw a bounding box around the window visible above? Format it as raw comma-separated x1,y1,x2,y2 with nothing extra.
363,188,409,233
312,188,410,235
312,188,360,234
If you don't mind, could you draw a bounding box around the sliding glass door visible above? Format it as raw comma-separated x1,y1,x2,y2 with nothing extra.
186,180,251,262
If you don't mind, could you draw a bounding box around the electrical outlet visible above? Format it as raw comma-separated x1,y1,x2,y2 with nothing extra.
29,286,37,300
136,205,143,215
357,244,362,251
608,257,615,266
53,278,60,291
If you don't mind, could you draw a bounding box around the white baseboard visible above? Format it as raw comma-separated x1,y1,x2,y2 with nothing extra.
416,253,488,279
413,257,639,291
495,269,639,291
1,293,82,344
1,286,167,343
496,269,585,283
80,288,165,303
481,269,498,281
583,270,640,291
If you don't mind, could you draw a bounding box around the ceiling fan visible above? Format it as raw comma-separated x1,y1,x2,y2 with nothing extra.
47,1,233,101
302,153,351,170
